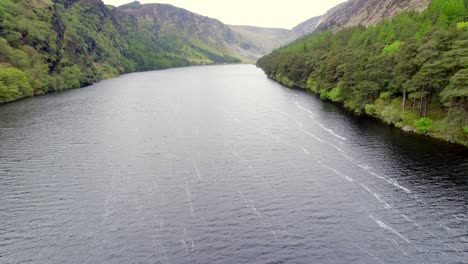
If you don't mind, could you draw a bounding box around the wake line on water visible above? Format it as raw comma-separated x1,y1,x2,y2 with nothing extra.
358,165,411,194
238,191,279,240
294,101,317,117
318,161,353,182
246,98,304,128
184,180,195,216
369,214,411,244
233,151,241,159
360,184,392,209
356,245,386,264
192,160,202,181
341,153,412,194
318,161,396,210
301,128,325,143
310,116,347,141
294,101,347,140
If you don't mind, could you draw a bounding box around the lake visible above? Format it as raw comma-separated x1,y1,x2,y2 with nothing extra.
0,65,467,263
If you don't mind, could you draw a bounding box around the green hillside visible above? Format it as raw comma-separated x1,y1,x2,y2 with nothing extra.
257,0,468,146
0,0,249,103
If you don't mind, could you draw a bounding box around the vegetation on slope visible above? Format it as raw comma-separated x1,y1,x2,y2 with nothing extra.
257,0,468,146
0,0,245,104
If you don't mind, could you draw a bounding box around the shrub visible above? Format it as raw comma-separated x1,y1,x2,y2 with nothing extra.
415,118,433,133
457,21,468,29
320,89,328,99
0,67,33,102
380,98,402,124
400,110,419,126
382,40,402,55
379,91,393,100
327,81,347,102
365,104,377,116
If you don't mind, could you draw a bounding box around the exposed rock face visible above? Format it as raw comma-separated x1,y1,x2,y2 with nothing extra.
289,16,322,40
315,0,431,31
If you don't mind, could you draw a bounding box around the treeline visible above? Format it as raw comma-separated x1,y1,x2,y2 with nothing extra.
257,0,468,146
0,0,240,103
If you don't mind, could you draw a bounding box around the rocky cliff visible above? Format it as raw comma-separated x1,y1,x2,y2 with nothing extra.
315,0,431,31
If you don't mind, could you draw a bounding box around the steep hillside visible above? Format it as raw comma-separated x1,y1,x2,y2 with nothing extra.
289,16,322,41
120,3,262,62
258,0,468,146
315,0,431,31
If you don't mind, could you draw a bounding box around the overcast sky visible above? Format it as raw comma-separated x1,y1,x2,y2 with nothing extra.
102,0,347,29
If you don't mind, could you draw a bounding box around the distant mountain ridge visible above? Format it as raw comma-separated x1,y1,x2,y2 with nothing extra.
227,25,290,54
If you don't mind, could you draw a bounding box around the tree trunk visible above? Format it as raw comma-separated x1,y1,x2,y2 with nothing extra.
401,87,407,111
419,96,424,118
423,96,428,118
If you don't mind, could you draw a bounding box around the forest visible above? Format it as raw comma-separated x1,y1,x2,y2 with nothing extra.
0,0,241,104
257,0,468,146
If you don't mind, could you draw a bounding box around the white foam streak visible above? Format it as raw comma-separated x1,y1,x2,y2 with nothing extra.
271,230,278,240
233,151,241,159
294,101,317,116
193,161,202,181
318,161,353,182
369,214,411,244
185,181,195,216
360,184,392,209
357,245,386,264
302,147,310,155
301,128,325,143
360,165,411,194
310,117,347,140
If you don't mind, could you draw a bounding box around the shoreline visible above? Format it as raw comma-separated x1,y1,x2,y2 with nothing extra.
0,63,253,106
275,79,468,149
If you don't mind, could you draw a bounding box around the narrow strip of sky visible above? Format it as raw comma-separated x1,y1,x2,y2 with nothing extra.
102,0,347,29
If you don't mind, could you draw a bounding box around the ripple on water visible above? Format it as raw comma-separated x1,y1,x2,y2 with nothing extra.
0,65,467,264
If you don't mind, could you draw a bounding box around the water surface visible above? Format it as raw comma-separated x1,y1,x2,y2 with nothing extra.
0,65,467,264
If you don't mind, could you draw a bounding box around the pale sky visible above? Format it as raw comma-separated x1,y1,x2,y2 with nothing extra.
102,0,347,29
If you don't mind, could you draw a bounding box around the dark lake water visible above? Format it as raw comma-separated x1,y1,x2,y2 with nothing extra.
0,65,467,264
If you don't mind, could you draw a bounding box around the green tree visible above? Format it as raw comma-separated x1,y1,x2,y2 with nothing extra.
0,67,33,102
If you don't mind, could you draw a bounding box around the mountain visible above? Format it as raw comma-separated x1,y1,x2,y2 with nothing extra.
0,0,262,104
119,2,263,62
314,0,431,32
228,19,324,57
